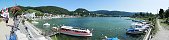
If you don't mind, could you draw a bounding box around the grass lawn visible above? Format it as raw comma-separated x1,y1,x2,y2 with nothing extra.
51,35,58,40
151,19,158,36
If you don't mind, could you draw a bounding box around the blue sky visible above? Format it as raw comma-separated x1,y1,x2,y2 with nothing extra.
0,0,169,14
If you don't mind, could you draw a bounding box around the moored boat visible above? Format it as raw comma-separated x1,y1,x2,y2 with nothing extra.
31,21,39,24
126,28,144,34
59,26,92,37
127,20,151,34
106,37,119,40
103,36,119,40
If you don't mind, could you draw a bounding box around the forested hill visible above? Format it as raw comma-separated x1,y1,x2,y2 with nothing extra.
91,10,136,17
8,6,137,17
16,6,70,15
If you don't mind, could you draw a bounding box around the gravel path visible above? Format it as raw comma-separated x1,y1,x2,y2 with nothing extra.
151,19,169,40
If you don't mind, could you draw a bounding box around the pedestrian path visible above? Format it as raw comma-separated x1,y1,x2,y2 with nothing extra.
0,18,12,40
151,19,169,40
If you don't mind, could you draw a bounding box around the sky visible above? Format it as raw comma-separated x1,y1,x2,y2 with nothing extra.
0,0,169,14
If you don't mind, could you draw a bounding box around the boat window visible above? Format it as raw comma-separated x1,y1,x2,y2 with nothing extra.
135,30,139,31
80,28,86,30
136,26,142,28
82,31,87,33
61,28,71,31
128,30,134,32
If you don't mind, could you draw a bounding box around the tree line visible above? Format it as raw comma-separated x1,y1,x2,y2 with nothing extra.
158,8,169,23
131,12,154,18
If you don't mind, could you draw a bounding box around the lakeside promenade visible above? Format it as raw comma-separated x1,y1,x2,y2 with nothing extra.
17,17,49,40
151,19,169,40
0,17,49,40
0,18,12,40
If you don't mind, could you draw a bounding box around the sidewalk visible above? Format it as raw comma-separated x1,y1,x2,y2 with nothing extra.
24,21,48,40
151,19,169,40
0,18,12,40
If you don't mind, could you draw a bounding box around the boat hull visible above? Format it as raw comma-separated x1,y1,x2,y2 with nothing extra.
60,30,92,37
126,31,144,34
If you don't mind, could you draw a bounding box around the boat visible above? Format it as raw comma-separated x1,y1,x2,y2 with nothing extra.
134,26,147,31
132,20,140,22
132,20,146,23
52,27,59,32
127,19,151,34
126,28,144,34
131,22,144,26
125,18,133,20
31,21,39,24
106,37,119,40
59,26,92,36
43,23,50,28
43,23,50,26
142,25,150,29
103,36,119,40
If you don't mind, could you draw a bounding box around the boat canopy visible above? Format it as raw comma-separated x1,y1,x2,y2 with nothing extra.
43,23,50,26
131,22,143,26
106,37,119,40
61,26,73,29
61,26,90,32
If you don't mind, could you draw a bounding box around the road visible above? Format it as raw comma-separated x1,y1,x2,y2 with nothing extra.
151,19,169,40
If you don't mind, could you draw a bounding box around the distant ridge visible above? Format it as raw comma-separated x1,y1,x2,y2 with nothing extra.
91,10,136,17
7,6,138,17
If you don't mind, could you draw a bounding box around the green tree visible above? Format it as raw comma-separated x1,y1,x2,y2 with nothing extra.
74,8,90,16
25,9,44,16
164,8,169,18
159,9,164,19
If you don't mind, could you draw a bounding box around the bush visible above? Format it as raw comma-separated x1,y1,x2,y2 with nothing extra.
27,19,33,22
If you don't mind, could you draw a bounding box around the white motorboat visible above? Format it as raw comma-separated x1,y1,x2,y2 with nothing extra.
43,23,50,28
59,26,92,36
31,21,39,24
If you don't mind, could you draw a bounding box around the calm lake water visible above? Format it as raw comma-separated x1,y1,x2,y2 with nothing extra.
34,17,144,40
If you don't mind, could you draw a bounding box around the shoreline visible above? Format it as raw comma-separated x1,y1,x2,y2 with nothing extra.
132,18,155,40
25,20,52,40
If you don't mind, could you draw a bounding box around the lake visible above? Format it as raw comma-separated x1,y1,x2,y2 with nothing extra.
34,17,144,40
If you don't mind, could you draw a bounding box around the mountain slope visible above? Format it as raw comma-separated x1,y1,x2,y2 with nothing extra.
91,10,136,17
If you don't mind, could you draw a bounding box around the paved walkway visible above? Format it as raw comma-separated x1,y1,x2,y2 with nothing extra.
151,19,169,40
0,18,13,40
0,17,49,40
